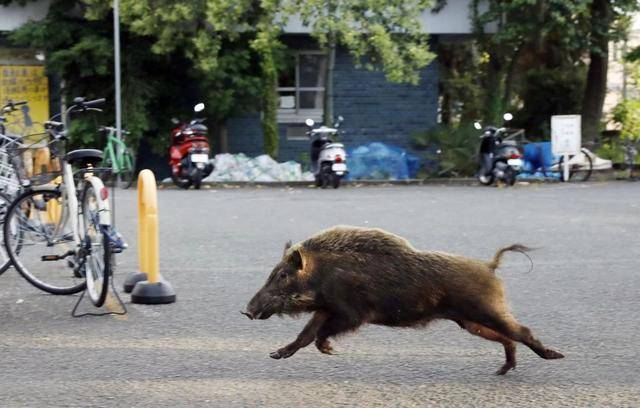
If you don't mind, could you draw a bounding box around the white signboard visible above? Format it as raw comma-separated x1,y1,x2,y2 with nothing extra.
551,115,581,156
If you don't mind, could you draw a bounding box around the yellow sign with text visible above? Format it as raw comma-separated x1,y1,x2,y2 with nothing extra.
0,65,49,142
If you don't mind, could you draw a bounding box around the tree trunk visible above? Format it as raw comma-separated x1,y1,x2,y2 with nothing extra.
437,42,453,125
484,51,504,124
582,0,611,143
502,43,523,111
323,34,336,126
214,121,228,153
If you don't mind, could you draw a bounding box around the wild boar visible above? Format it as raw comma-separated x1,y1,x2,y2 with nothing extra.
243,226,564,375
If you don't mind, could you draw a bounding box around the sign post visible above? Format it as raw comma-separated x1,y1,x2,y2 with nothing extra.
551,115,581,182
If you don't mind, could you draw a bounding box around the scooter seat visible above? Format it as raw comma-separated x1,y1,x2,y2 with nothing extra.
66,149,103,167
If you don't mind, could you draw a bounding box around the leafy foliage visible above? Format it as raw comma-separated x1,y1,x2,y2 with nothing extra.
8,1,168,151
412,123,479,177
283,0,435,85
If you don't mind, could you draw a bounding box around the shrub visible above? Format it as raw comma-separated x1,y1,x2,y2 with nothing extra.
412,123,479,177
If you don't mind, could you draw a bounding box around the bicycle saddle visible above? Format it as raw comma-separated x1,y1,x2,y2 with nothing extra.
66,149,103,167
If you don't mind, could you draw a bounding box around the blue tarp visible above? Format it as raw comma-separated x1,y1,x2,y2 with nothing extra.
519,142,560,180
346,142,421,180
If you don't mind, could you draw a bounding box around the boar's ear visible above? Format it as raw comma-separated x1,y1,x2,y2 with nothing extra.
283,240,293,257
290,248,303,268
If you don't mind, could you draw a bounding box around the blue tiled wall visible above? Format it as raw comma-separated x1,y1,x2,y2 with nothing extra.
226,43,439,163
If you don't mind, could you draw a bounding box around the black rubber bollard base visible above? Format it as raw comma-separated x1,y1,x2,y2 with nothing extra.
131,280,176,305
123,272,148,293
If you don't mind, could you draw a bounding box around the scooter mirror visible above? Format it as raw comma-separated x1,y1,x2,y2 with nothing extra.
171,117,180,125
305,118,315,127
194,103,205,113
474,122,482,130
337,116,344,123
503,113,513,121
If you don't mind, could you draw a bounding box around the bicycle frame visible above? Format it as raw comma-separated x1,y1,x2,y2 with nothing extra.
102,128,132,175
59,161,111,247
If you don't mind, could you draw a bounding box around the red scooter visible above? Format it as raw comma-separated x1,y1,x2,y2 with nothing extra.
169,103,213,189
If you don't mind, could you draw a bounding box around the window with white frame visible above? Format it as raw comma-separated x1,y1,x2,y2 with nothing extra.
277,51,327,123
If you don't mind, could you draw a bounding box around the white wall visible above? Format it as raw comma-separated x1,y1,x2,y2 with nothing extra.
1,0,481,35
284,0,482,35
0,0,50,32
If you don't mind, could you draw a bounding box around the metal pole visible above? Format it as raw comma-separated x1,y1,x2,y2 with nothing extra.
114,0,122,141
113,0,121,225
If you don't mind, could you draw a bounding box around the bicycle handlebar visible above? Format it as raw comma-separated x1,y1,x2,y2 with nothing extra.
83,98,106,108
1,100,28,113
98,125,130,135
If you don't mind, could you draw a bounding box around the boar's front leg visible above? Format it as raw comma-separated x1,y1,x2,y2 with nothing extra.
315,314,364,355
270,311,329,360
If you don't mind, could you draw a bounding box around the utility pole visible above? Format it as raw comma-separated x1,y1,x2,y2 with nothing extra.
114,0,122,140
113,0,122,224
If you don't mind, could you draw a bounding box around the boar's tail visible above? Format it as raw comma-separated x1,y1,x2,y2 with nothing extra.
489,244,533,272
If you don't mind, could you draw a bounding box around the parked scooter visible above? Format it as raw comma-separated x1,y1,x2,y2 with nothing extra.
306,116,348,189
169,103,213,189
475,113,523,186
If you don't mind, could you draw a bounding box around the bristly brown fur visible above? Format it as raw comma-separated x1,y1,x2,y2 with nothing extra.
245,226,564,374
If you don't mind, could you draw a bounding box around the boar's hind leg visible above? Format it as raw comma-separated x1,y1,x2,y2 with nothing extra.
480,314,565,361
270,312,329,360
315,315,363,355
459,320,517,375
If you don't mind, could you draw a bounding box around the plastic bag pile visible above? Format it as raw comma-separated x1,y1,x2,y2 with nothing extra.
347,142,421,180
204,153,314,182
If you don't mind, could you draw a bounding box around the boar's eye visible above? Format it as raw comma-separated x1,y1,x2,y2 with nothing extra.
278,269,288,280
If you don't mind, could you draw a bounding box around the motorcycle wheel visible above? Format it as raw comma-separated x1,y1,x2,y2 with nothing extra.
319,163,332,189
478,173,494,186
314,175,322,187
504,166,517,186
193,172,202,190
171,174,192,189
332,174,341,189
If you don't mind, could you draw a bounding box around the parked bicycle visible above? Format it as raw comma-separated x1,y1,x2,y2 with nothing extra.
99,126,136,189
2,97,118,307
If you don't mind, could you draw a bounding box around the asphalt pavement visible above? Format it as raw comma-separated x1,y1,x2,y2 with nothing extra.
1,182,639,407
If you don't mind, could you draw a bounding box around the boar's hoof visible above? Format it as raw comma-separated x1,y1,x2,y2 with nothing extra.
543,349,565,359
495,362,516,376
270,348,296,360
315,339,334,355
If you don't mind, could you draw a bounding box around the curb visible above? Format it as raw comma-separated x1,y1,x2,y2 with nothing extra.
156,170,626,189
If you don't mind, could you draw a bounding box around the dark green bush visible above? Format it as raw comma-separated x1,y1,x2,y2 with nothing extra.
412,123,480,177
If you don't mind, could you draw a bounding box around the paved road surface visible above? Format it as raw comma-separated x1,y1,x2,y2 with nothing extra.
1,182,638,407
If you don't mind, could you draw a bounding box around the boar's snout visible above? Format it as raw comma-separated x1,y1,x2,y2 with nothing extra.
243,291,276,320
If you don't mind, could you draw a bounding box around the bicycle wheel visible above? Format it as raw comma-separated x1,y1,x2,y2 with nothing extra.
81,183,110,307
3,188,86,295
559,149,593,182
0,191,16,275
118,148,136,189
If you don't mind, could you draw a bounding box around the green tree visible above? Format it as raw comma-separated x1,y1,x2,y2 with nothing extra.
7,0,170,150
581,0,639,142
470,0,591,126
84,0,271,154
281,0,435,125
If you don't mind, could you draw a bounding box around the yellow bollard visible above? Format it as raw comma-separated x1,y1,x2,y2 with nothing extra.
31,148,61,224
137,169,159,283
130,169,176,304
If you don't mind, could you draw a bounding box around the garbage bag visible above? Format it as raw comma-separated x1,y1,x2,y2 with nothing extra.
346,142,420,180
204,153,306,182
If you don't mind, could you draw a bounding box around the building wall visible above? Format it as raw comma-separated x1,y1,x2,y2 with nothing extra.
227,45,439,163
0,1,50,32
282,0,491,35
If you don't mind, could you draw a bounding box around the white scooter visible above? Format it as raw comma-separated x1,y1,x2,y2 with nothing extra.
306,117,348,189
